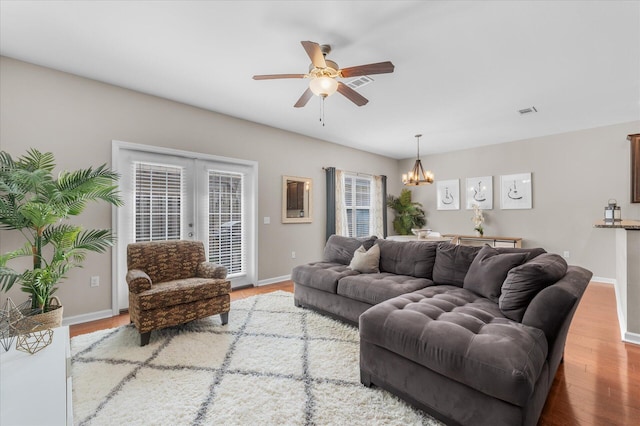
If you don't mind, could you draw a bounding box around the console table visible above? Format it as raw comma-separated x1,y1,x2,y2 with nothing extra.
594,219,640,345
443,234,522,248
0,326,73,425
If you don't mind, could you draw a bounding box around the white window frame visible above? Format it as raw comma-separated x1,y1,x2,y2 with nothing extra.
344,173,373,238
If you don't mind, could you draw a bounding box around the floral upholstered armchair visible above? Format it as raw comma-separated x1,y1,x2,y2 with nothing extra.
126,240,230,346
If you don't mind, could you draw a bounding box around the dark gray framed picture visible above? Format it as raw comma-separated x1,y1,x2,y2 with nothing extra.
500,173,532,209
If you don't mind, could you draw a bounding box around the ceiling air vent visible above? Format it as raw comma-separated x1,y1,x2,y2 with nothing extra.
346,75,374,90
518,106,538,115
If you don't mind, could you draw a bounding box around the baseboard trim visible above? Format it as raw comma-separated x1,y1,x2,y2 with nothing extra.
62,309,113,327
257,275,291,286
623,331,640,346
591,276,616,285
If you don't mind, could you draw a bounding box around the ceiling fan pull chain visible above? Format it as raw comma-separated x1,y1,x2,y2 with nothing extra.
320,95,326,127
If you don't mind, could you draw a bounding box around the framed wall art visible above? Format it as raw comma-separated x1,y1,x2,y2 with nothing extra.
630,134,640,203
500,173,532,209
437,179,460,210
465,176,493,210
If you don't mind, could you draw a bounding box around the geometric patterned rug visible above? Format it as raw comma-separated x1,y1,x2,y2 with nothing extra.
71,291,442,425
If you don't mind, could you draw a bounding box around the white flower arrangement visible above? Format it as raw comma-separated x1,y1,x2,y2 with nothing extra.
471,204,484,235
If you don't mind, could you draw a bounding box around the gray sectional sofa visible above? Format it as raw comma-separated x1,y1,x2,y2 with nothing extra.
292,235,592,426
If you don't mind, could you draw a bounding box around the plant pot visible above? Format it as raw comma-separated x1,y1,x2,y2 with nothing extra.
474,230,483,237
27,296,63,331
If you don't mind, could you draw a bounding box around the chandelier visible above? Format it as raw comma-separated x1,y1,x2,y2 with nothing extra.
402,134,434,185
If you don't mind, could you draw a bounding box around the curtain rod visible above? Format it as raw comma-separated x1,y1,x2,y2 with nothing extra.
322,167,376,178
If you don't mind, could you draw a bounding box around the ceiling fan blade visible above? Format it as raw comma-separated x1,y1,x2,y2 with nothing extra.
294,88,314,108
301,41,327,69
339,61,395,78
337,82,369,107
253,74,306,80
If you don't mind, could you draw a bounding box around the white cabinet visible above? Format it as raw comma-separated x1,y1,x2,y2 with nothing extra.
1,326,72,425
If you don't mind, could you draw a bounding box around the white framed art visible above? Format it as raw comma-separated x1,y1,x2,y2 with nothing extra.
465,176,493,210
500,173,532,209
437,179,460,210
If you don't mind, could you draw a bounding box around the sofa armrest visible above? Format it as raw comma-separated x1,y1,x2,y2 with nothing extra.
521,266,592,351
126,269,152,294
197,262,228,279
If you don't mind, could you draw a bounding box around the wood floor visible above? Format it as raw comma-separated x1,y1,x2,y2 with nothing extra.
70,281,639,425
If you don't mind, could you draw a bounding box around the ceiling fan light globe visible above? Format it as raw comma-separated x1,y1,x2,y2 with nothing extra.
309,76,338,97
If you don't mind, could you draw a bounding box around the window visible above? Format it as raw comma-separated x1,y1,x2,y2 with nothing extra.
134,162,183,242
208,171,244,276
344,174,372,238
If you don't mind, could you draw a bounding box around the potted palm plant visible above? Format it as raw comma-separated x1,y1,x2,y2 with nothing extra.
0,149,122,328
387,188,426,235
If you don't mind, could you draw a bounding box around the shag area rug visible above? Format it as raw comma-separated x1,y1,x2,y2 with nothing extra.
71,291,442,426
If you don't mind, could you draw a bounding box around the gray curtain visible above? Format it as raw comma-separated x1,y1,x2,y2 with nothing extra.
325,167,336,241
381,175,388,238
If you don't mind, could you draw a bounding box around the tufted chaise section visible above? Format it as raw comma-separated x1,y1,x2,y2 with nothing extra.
360,286,548,407
337,273,433,305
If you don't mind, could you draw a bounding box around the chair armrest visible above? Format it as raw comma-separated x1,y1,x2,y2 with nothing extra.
197,262,228,279
126,269,152,294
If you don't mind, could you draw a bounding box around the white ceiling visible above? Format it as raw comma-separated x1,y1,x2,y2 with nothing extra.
1,1,638,159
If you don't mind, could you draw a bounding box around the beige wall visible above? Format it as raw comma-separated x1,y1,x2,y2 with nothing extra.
398,121,640,279
0,56,399,318
1,56,638,321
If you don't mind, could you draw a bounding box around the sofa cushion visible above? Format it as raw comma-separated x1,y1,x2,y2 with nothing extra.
337,273,433,305
463,245,529,302
348,244,380,273
495,246,547,259
376,239,438,279
500,253,568,322
432,243,482,286
134,277,231,311
292,262,359,294
359,287,548,407
323,235,378,265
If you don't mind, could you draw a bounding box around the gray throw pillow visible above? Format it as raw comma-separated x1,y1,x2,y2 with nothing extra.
499,253,568,322
323,235,378,265
463,245,529,302
348,244,380,273
432,243,482,287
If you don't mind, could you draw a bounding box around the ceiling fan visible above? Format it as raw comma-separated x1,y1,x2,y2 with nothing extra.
253,41,394,108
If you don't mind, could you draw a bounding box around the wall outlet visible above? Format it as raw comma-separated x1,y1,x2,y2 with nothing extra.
263,216,270,224
563,251,570,259
291,251,296,259
90,276,100,287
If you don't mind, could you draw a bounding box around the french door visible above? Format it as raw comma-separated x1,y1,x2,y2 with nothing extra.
113,142,257,311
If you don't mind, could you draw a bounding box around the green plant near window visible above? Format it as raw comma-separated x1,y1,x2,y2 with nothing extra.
0,149,123,311
386,188,426,235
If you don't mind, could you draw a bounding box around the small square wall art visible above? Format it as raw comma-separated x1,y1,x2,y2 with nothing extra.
437,179,460,210
500,173,532,209
466,176,493,210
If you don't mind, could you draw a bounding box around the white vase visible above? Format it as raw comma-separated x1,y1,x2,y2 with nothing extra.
474,230,482,237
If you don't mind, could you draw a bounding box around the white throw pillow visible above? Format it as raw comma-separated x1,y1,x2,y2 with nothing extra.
348,244,380,273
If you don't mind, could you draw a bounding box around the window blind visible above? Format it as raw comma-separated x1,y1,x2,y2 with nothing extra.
208,171,244,276
134,162,183,242
344,174,372,238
